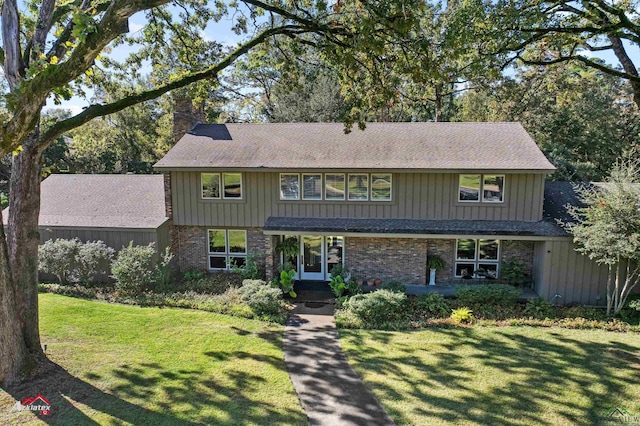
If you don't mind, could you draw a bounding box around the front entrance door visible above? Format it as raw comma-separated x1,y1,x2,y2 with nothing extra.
300,235,324,280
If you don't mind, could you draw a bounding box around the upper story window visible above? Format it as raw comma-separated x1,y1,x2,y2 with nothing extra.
348,174,369,201
458,174,505,203
280,173,300,200
325,174,345,200
280,172,392,202
302,174,322,200
202,172,243,199
371,173,392,201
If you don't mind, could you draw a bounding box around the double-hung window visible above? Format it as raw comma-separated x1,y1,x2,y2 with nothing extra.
325,174,346,200
458,174,505,203
348,174,369,201
454,239,500,278
208,229,247,270
280,173,300,200
202,173,243,199
302,174,322,200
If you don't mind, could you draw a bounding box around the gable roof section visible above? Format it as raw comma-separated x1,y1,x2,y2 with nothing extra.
3,174,168,229
154,122,556,172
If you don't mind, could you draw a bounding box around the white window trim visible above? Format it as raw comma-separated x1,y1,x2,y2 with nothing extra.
370,173,393,202
222,173,243,200
454,238,500,278
481,174,506,203
348,173,369,201
302,173,323,200
201,172,221,200
458,174,481,203
324,173,346,201
280,173,300,200
207,229,247,271
458,174,506,204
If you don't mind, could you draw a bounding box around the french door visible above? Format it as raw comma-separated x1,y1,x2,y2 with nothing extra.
300,235,325,280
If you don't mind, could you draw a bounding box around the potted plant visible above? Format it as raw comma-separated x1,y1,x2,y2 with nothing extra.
427,255,446,286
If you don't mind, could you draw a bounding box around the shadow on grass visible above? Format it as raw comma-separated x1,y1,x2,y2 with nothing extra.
4,357,306,426
341,327,640,426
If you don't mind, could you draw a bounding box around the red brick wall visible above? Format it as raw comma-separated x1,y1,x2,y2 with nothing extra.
345,237,428,285
173,226,274,278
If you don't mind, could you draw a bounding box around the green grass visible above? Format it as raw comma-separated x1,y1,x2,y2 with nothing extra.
340,327,640,426
1,294,306,425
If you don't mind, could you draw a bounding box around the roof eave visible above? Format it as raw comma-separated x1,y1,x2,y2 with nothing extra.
153,165,556,174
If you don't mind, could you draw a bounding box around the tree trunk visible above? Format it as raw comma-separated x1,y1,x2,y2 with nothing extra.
434,84,443,122
0,210,31,386
606,264,613,316
608,34,640,110
7,132,45,362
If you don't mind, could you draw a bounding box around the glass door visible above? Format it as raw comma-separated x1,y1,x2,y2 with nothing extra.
300,235,324,280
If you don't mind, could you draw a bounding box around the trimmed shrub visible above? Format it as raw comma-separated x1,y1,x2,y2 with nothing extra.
238,279,284,317
344,290,407,327
414,293,450,318
38,238,81,283
501,258,529,286
111,242,157,293
451,307,474,324
74,240,115,284
182,272,243,294
455,284,520,306
183,269,206,282
381,280,406,293
523,298,554,319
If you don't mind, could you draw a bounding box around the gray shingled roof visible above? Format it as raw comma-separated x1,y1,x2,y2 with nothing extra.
263,216,568,237
543,181,586,226
154,122,556,171
3,174,168,229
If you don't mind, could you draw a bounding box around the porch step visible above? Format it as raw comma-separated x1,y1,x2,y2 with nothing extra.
290,280,335,304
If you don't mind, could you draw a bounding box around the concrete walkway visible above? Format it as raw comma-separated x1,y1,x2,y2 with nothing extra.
284,303,395,426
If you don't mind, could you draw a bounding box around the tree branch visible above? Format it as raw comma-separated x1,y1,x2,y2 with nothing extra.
38,25,313,147
2,0,25,89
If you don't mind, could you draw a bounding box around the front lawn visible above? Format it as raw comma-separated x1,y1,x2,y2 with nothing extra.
340,327,640,426
0,294,306,425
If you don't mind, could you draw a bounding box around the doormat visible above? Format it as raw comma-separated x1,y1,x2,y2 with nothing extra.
304,302,329,309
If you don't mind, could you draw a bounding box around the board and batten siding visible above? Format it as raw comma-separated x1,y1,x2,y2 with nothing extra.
533,240,613,306
171,171,546,227
39,226,169,257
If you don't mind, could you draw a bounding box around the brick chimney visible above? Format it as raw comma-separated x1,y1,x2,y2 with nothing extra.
173,97,205,143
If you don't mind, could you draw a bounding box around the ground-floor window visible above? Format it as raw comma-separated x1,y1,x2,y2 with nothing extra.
208,229,247,270
454,239,500,278
326,236,344,275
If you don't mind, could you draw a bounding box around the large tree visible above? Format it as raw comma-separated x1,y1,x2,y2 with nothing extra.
492,0,640,108
455,61,640,180
564,157,640,316
0,0,323,386
0,0,431,386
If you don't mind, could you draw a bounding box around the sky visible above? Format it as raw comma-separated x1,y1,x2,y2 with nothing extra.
42,6,640,116
44,8,246,115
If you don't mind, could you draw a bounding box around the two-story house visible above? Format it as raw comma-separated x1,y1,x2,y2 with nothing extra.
27,113,622,305
154,121,584,294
